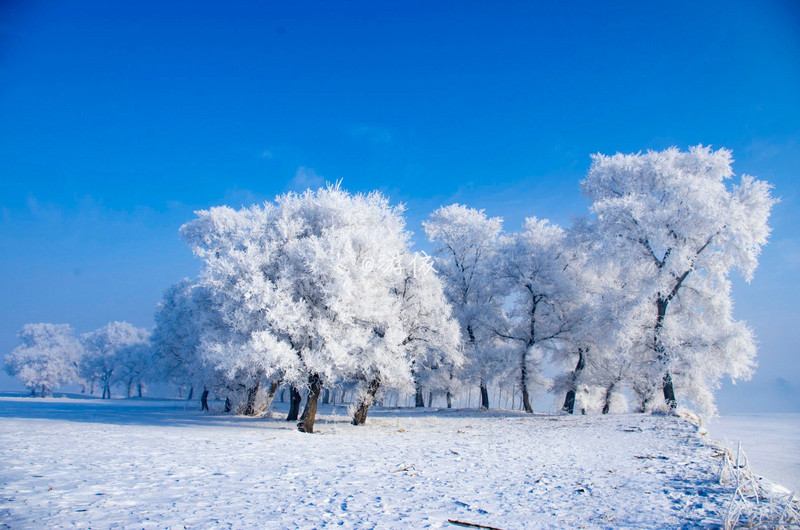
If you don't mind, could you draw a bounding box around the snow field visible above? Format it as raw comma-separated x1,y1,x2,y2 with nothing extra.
0,397,780,528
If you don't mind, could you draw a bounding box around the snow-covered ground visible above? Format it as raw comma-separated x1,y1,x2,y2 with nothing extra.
0,396,794,528
707,413,800,494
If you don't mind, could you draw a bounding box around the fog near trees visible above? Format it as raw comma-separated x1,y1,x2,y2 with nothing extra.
4,147,776,428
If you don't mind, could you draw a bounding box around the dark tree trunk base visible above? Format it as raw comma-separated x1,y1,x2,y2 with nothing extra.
286,386,302,421
243,380,261,416
602,381,616,414
480,383,490,410
563,389,576,415
297,374,323,433
352,379,381,426
263,379,281,413
662,371,676,411
521,389,533,414
563,348,586,414
415,385,425,408
200,389,210,411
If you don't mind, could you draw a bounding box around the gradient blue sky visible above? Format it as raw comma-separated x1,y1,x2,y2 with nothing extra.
1,0,798,412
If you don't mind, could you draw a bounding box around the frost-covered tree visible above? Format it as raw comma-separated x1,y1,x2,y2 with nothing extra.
581,146,776,413
423,204,503,409
183,185,460,432
152,280,223,401
550,221,639,415
182,201,315,420
81,322,150,399
117,340,152,398
495,218,575,413
350,250,462,425
181,204,302,417
5,323,83,397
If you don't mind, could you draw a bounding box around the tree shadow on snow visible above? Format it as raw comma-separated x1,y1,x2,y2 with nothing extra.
0,395,553,430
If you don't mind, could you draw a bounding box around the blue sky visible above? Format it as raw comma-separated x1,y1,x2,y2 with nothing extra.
1,0,798,412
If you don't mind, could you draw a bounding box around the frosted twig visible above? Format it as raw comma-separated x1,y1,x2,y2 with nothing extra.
720,441,799,528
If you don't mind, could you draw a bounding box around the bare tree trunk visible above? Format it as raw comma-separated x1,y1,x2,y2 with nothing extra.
297,373,323,433
445,368,454,409
80,384,86,394
520,296,538,414
201,388,210,411
352,378,381,425
655,298,677,411
633,382,654,413
187,386,194,401
521,350,533,413
322,388,330,405
242,380,261,416
286,386,302,421
428,391,433,408
415,383,425,407
602,380,616,414
480,380,490,410
563,348,586,414
127,381,133,398
662,372,676,411
224,396,232,413
264,379,281,412
137,383,143,398
90,379,95,395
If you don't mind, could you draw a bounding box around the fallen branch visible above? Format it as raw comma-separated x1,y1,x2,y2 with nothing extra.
448,519,503,530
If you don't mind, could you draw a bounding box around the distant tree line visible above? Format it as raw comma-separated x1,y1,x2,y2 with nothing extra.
4,146,776,431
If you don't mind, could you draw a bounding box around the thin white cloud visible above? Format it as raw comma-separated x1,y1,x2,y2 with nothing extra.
287,167,325,191
220,188,271,208
746,137,798,161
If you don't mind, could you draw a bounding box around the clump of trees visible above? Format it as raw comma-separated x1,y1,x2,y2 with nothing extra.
5,321,150,398
178,185,462,432
4,146,776,427
81,322,151,399
5,324,83,397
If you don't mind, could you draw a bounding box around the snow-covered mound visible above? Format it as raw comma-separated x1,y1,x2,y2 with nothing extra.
0,397,795,528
